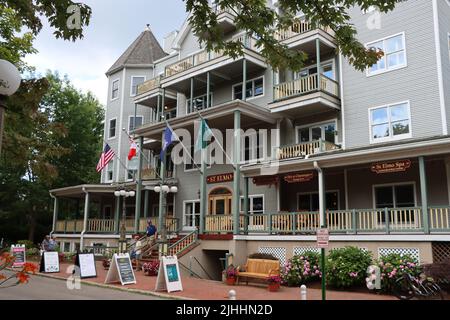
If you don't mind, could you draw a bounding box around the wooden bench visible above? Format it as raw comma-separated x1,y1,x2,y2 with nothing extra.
236,259,280,285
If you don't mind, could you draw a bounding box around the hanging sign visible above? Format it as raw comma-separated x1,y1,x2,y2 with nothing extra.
104,253,136,285
10,245,26,268
253,176,279,186
207,173,234,184
371,159,411,174
155,256,183,293
39,251,60,273
316,228,329,248
75,253,97,279
283,172,314,183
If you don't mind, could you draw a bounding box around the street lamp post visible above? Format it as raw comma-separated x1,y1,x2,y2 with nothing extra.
0,59,21,155
114,189,135,253
154,184,178,257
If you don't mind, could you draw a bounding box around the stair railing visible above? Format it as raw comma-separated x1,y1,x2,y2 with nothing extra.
168,229,198,256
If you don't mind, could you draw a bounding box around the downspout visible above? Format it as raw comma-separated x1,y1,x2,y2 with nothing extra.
49,193,57,237
80,187,89,252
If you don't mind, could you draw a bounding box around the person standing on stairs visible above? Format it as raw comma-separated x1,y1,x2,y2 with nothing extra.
134,235,143,271
146,220,157,244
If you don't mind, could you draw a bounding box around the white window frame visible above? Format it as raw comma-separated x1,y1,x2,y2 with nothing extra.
295,119,338,144
232,76,265,101
130,76,146,97
128,115,144,132
372,182,417,209
368,100,412,144
183,199,200,230
105,160,114,183
108,117,117,139
111,79,120,101
294,59,336,81
366,32,407,77
296,190,340,211
239,194,265,214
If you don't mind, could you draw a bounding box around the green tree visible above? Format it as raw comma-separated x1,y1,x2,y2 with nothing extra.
186,0,400,72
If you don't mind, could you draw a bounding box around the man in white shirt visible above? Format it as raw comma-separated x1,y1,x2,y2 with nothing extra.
134,235,143,271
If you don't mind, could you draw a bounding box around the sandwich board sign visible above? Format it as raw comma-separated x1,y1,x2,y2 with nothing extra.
104,253,136,285
39,251,60,273
155,255,183,293
11,245,26,268
75,253,97,279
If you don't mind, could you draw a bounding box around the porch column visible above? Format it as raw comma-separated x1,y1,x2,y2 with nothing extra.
115,195,120,234
134,136,144,234
446,157,450,205
200,149,207,235
80,191,90,251
161,88,166,120
51,195,59,235
314,161,326,301
316,39,321,89
143,190,149,219
419,156,430,234
156,94,161,122
243,177,249,234
206,71,210,108
158,132,166,235
190,77,194,112
242,59,247,102
233,110,241,235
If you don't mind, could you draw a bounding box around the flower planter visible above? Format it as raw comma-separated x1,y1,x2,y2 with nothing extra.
268,283,280,292
144,270,158,276
226,277,236,286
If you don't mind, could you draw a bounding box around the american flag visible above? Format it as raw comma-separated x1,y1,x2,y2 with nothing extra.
96,144,115,172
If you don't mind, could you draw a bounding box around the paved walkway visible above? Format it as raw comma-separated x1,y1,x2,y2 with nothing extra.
30,261,397,300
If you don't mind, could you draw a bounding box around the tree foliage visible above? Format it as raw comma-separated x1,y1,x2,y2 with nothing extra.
186,0,402,72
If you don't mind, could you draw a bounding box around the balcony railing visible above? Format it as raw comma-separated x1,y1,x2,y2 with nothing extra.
203,207,450,234
277,139,340,160
137,76,161,95
274,73,339,101
275,20,334,41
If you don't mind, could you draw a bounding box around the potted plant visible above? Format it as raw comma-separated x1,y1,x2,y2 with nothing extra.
143,261,160,276
224,266,237,285
268,275,282,292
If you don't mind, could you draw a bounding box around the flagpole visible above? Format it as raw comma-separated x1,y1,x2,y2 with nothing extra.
122,128,163,180
164,118,203,174
193,107,236,169
101,138,135,180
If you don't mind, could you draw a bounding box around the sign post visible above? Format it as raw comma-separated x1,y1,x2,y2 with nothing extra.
317,228,329,301
10,244,26,268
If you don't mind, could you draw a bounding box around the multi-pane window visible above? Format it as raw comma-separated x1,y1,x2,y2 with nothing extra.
129,116,143,131
374,184,415,208
367,33,406,75
127,156,139,181
297,191,339,211
233,77,264,100
111,79,119,100
297,121,336,144
131,76,145,96
370,102,411,142
184,201,200,228
240,195,264,214
106,160,114,182
108,118,116,139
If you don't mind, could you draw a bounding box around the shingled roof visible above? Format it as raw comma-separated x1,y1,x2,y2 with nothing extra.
106,25,167,75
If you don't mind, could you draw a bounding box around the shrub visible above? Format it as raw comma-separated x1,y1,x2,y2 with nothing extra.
326,246,372,288
281,251,321,287
377,253,422,293
17,240,35,248
26,248,40,257
248,253,278,260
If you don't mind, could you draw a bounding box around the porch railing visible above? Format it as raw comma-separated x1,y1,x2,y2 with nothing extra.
203,207,450,234
87,219,116,233
274,74,339,101
275,20,334,41
55,219,84,233
136,76,161,95
137,217,178,233
277,139,340,160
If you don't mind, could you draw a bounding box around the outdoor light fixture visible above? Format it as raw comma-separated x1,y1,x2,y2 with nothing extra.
114,188,136,253
153,185,178,193
0,59,21,155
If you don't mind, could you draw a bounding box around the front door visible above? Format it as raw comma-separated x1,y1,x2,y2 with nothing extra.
209,195,232,215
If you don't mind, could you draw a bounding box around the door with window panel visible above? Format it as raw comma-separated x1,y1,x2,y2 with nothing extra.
374,184,417,227
184,201,200,229
241,196,264,231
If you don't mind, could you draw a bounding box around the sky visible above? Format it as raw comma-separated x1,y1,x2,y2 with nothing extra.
24,0,188,105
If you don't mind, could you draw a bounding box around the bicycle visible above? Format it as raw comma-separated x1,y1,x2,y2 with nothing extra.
393,273,444,300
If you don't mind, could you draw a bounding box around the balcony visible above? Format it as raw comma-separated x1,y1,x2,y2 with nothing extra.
137,76,161,95
203,206,450,235
277,139,340,160
213,5,237,33
275,20,336,50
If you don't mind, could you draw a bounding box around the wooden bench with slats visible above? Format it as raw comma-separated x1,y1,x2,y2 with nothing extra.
236,258,280,285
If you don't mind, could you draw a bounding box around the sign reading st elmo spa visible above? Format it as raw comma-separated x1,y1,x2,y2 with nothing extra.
371,159,411,174
283,172,314,183
207,173,234,184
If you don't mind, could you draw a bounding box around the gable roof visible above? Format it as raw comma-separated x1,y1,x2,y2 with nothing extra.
106,26,167,76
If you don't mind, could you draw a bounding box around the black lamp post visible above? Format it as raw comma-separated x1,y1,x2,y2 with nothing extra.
114,188,135,253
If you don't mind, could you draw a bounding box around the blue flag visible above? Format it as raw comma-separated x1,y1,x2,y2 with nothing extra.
160,126,175,160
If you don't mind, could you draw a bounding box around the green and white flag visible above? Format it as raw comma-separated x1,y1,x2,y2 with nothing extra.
195,119,213,153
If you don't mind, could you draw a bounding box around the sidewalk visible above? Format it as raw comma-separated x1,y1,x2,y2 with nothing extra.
32,261,397,300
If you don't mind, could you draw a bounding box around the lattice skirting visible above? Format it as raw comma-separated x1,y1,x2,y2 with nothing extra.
293,247,320,256
432,242,450,263
258,247,287,266
378,247,420,262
